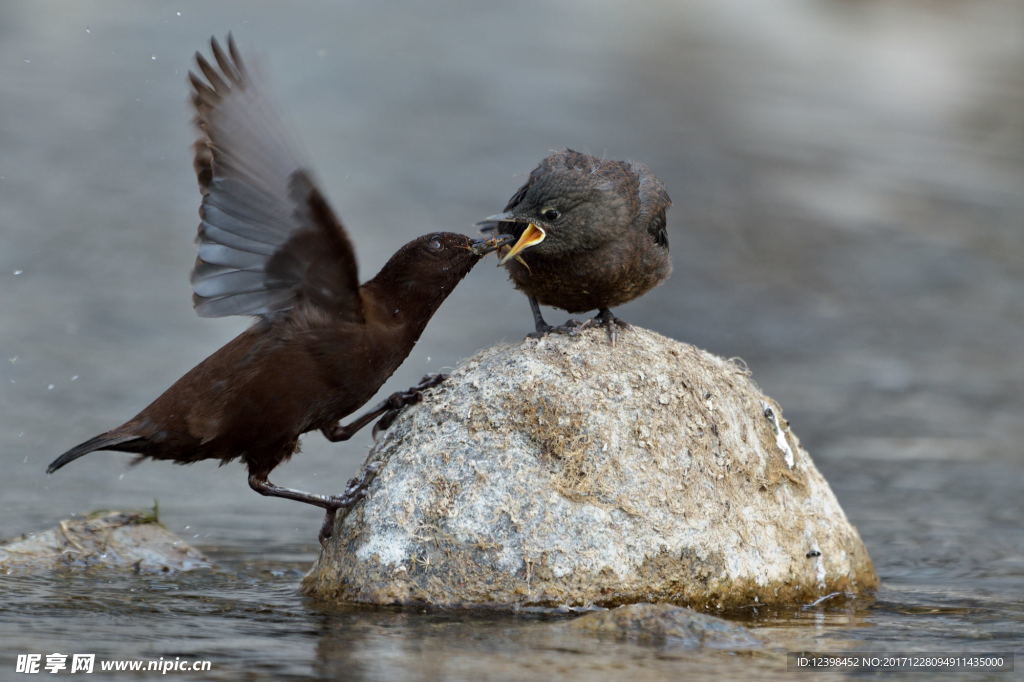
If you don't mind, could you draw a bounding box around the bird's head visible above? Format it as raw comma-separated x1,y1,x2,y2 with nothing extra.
406,232,484,279
478,150,639,265
373,232,512,305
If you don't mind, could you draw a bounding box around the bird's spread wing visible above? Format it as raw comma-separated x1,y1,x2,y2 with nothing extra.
189,35,362,321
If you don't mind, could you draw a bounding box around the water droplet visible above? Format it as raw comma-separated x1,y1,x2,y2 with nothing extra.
151,54,157,61
13,270,23,276
176,10,181,16
22,59,30,64
70,375,79,382
85,27,91,34
8,356,17,363
47,384,55,391
118,474,125,480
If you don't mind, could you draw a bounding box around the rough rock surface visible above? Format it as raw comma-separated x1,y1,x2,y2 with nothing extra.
303,327,876,608
0,510,211,574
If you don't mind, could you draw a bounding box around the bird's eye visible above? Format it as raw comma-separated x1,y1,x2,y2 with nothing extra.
541,208,561,222
428,237,443,251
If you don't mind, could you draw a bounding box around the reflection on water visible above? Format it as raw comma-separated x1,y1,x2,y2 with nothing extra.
1,0,1021,678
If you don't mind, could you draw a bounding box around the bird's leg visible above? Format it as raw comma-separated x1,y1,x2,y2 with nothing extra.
248,474,338,509
526,297,583,338
526,297,554,337
248,461,382,546
321,374,449,442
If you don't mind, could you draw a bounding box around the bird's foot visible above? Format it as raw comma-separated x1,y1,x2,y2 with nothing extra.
577,308,630,345
526,297,581,338
371,374,448,438
526,318,585,339
323,375,449,443
526,323,554,339
319,461,382,546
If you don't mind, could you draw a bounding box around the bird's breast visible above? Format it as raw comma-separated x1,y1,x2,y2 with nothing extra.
505,239,670,313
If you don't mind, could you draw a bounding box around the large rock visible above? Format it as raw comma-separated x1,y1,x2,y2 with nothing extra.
303,327,876,608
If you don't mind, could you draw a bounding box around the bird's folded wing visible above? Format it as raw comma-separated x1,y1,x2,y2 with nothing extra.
189,35,362,322
629,161,671,248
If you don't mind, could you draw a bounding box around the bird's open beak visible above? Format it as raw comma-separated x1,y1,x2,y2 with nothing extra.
497,223,546,265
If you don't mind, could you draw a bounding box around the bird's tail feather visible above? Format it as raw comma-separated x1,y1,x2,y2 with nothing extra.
46,434,141,474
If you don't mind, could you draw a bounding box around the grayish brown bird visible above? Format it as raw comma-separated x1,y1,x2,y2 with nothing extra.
479,149,672,342
47,35,507,543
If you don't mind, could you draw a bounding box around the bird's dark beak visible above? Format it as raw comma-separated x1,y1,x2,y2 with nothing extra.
475,211,518,232
470,234,515,256
497,223,546,265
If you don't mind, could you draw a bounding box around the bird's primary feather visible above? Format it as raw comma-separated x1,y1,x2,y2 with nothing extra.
189,35,362,321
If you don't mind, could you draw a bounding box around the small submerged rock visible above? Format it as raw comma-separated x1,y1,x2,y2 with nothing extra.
565,603,763,650
303,326,876,608
0,509,211,574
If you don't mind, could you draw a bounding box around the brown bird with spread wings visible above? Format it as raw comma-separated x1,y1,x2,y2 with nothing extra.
47,36,505,543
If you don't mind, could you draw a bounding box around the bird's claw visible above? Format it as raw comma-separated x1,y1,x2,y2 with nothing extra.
319,462,382,546
372,374,449,439
416,373,449,390
569,309,630,345
528,319,585,339
585,309,630,345
527,324,554,339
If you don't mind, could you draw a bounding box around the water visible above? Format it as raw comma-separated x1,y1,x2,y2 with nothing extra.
1,0,1022,679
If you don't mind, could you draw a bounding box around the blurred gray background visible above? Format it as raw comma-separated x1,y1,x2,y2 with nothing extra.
2,0,1021,553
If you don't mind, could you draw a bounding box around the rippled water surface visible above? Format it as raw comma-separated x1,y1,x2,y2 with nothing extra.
2,0,1022,679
